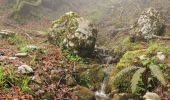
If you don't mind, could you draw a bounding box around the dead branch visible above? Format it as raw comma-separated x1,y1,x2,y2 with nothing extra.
153,35,170,40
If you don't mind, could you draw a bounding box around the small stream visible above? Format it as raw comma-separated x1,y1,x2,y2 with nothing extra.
94,47,115,100
95,73,109,100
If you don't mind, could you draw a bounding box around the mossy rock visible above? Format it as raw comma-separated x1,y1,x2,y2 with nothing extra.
48,12,97,57
73,85,95,100
74,65,105,90
130,7,165,41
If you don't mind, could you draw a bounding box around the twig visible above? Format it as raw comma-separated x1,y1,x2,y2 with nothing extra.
57,75,64,88
153,35,170,40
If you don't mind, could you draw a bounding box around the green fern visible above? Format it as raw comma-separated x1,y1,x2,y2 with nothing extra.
113,66,139,82
131,68,146,93
149,64,166,86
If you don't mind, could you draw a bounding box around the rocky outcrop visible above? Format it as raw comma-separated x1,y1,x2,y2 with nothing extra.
48,12,97,57
130,8,165,41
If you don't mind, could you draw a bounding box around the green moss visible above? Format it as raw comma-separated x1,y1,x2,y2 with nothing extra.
113,37,146,55
146,41,170,56
74,66,105,90
48,12,80,46
116,49,146,68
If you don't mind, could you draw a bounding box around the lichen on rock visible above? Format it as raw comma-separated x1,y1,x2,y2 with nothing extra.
48,12,97,57
130,8,165,41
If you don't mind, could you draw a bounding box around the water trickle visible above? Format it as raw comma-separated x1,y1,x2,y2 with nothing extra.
94,46,115,100
95,75,109,100
95,66,113,100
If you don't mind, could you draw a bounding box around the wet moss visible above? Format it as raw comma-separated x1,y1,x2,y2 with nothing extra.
74,65,105,90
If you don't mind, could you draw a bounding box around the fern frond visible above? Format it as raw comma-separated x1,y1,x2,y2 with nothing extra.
113,66,139,83
131,68,146,93
149,65,166,86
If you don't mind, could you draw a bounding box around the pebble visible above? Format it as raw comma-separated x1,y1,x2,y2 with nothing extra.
26,45,39,50
17,65,33,74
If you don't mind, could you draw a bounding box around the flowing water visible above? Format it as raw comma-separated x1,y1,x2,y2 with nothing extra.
95,74,109,100
95,47,115,100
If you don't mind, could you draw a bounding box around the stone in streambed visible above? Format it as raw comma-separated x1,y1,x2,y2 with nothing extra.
73,85,95,100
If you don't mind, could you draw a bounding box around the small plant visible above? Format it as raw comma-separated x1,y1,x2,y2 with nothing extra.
0,66,5,87
113,57,167,97
6,67,18,86
8,34,27,50
20,76,30,93
63,50,85,63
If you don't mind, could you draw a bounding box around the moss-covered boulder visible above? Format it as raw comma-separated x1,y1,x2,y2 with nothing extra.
130,8,165,41
48,12,97,57
74,65,105,90
73,85,95,100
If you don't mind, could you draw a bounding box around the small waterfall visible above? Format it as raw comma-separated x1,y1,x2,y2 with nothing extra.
94,46,115,100
95,66,113,100
95,75,109,100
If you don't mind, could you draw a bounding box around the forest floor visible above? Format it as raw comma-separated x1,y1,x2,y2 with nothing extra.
0,29,79,99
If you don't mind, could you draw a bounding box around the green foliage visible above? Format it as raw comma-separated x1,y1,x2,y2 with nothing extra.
0,67,5,87
0,66,31,93
7,67,17,84
8,34,27,50
131,68,146,93
149,64,166,86
112,57,167,97
116,40,170,69
63,50,85,63
147,41,170,56
20,76,30,93
112,66,139,92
